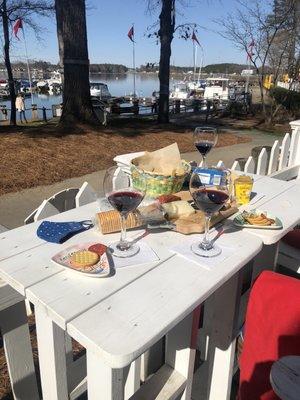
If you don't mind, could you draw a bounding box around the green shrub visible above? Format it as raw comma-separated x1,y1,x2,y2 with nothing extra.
269,87,300,112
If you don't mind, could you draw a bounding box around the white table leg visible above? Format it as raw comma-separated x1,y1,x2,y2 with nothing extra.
195,272,243,400
125,357,141,399
165,306,201,400
0,301,39,400
35,306,69,400
87,349,125,400
140,339,164,382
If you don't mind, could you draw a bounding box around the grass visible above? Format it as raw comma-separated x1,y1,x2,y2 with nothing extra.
0,118,251,196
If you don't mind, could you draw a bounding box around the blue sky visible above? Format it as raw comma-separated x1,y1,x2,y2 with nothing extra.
10,0,248,67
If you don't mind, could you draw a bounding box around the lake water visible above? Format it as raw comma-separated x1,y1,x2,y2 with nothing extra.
0,73,183,120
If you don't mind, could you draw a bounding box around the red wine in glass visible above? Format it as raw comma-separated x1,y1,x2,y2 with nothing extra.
193,127,218,167
107,190,144,215
192,188,229,215
103,166,146,258
195,141,214,157
189,167,229,257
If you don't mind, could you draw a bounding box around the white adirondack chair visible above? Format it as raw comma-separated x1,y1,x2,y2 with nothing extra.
24,182,97,224
75,181,97,207
0,225,39,399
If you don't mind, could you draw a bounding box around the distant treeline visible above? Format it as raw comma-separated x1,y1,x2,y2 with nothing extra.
0,61,58,71
90,64,128,74
139,63,251,74
0,61,128,74
1,61,257,75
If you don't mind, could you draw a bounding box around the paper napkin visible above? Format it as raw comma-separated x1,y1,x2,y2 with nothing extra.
110,241,159,269
170,237,234,271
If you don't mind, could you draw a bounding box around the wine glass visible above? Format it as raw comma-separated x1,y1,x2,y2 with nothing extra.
103,166,146,258
193,127,218,167
189,166,229,257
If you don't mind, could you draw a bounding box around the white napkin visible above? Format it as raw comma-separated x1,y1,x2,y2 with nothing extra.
110,241,159,268
170,236,234,271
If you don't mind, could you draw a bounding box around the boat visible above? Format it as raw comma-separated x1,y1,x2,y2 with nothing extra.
90,82,111,100
170,83,190,100
36,80,49,90
203,78,229,101
0,79,8,90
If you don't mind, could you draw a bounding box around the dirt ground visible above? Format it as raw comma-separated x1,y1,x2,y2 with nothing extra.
0,118,251,196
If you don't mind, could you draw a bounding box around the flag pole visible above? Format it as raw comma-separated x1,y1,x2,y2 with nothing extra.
193,40,196,82
132,23,136,99
21,25,33,105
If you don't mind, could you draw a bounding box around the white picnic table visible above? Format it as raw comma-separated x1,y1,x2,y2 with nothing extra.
0,175,299,400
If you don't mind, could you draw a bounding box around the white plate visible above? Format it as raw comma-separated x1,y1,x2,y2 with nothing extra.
234,209,283,230
51,242,111,278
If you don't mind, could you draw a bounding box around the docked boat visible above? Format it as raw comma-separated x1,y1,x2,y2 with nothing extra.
170,83,190,100
203,78,229,101
36,80,49,90
90,82,111,100
0,79,8,90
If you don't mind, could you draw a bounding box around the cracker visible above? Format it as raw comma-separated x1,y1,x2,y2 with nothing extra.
70,250,99,269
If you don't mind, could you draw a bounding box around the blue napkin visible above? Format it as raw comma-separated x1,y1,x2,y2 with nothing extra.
37,220,93,244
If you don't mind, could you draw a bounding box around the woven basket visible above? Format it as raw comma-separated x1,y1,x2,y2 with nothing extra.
130,161,190,198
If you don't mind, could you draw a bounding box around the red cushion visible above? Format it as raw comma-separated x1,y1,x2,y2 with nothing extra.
238,271,300,400
282,229,300,250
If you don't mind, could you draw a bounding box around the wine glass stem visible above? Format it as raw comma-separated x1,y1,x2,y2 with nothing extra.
202,155,207,168
201,214,212,250
119,214,130,251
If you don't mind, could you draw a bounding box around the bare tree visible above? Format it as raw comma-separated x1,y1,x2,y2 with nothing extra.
147,0,198,123
55,0,99,127
0,0,53,126
217,0,299,122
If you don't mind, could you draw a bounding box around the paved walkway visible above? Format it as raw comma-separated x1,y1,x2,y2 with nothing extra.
0,130,279,229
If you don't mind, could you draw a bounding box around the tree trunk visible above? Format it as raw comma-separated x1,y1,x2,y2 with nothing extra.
258,76,267,119
2,0,16,126
157,0,175,124
55,0,98,126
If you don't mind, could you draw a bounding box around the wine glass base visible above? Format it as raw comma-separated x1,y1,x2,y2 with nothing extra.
191,242,222,258
108,242,140,259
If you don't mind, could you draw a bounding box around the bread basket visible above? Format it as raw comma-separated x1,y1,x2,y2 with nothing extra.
130,160,191,198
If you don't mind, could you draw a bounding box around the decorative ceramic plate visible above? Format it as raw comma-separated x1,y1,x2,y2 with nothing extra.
234,209,283,230
51,242,111,278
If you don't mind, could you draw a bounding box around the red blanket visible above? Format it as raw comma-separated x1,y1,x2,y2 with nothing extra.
238,271,300,400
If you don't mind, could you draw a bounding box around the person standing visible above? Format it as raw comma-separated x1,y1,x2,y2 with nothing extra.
15,93,28,123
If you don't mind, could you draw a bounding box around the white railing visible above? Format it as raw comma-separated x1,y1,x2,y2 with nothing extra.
114,120,300,182
224,120,300,181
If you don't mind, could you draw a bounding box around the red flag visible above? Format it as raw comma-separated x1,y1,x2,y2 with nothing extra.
13,18,23,40
192,30,200,46
127,26,134,42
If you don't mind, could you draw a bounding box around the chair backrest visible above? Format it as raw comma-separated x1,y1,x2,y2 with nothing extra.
0,224,8,233
24,183,97,224
34,200,59,221
75,182,97,207
48,188,79,213
24,208,39,225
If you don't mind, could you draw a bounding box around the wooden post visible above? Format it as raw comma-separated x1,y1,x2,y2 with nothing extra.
42,106,47,122
288,120,300,171
133,100,139,115
31,104,38,121
193,99,200,113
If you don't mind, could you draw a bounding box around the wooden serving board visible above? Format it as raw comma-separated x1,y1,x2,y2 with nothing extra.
172,205,238,235
170,190,238,235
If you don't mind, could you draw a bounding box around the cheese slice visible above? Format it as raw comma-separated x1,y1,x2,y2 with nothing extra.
162,200,195,219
